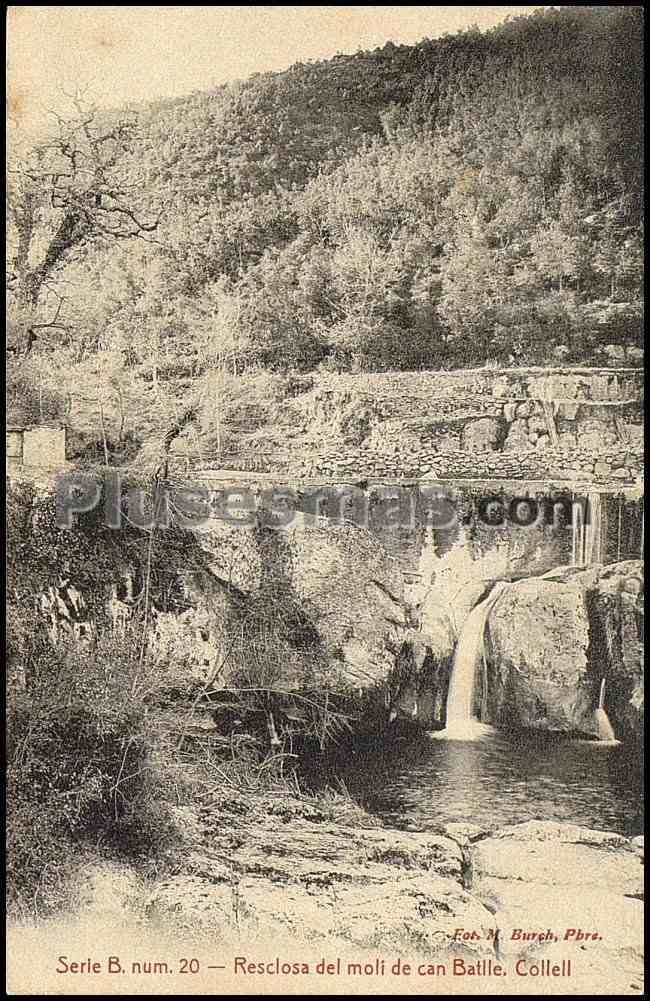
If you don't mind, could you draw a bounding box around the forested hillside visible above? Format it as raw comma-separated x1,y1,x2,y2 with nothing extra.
7,6,644,465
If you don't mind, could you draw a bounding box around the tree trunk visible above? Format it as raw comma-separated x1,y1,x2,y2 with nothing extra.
99,400,110,466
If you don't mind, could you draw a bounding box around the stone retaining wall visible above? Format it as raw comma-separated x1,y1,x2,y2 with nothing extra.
209,367,644,487
293,446,644,484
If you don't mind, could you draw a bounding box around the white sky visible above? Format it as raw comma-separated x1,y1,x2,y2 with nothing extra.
8,6,549,136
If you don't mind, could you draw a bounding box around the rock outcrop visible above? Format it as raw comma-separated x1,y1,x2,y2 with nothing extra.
145,809,644,994
471,821,644,993
147,794,497,955
487,561,644,742
8,812,644,995
285,520,407,686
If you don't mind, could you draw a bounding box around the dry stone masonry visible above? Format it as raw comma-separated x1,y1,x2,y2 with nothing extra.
286,368,644,485
203,367,643,488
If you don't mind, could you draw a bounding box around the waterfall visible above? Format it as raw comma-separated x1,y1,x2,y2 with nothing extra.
593,678,618,744
480,648,489,723
585,493,604,564
572,498,585,566
435,582,508,740
572,493,605,566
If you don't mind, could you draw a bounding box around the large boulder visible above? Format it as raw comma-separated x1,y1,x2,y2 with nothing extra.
461,417,503,452
165,515,409,690
487,569,594,732
486,562,644,741
286,520,407,685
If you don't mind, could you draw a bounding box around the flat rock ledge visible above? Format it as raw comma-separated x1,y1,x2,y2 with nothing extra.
133,809,643,994
470,821,644,988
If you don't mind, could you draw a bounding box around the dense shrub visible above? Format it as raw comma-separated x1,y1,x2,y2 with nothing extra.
6,634,180,918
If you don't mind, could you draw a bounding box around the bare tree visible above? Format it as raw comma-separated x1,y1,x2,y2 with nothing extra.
7,90,163,348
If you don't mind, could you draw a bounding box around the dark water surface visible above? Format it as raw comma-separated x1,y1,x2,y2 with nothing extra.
343,728,643,837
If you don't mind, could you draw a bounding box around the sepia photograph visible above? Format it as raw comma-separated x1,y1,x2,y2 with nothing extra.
6,5,644,994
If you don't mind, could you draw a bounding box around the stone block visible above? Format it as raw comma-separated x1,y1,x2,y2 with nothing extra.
516,401,535,419
461,417,502,452
20,426,66,468
503,419,529,451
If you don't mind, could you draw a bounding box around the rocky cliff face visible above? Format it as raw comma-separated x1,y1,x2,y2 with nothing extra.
180,516,409,691
22,494,411,707
486,561,644,743
8,477,644,746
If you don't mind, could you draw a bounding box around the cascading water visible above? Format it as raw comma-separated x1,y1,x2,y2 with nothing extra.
572,492,604,566
434,581,508,741
594,677,619,744
585,492,604,564
572,498,585,566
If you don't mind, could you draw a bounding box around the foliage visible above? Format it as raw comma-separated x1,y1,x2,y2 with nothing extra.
6,483,365,916
7,7,643,462
6,632,181,918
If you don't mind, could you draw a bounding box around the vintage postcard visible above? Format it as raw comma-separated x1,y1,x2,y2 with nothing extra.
6,5,644,995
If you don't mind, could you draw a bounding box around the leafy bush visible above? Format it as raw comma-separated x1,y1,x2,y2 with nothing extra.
6,633,181,918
